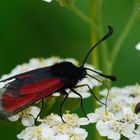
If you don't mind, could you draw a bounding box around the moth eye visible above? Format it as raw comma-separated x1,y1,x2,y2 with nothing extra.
135,102,140,114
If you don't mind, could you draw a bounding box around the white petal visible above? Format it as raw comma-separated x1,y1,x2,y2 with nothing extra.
67,92,91,99
114,112,124,120
64,58,79,65
131,134,140,140
74,128,88,139
96,121,107,130
107,130,120,140
43,0,53,3
87,113,98,123
98,129,109,137
29,106,41,118
54,134,69,140
8,114,20,121
78,117,89,125
21,116,34,126
124,123,135,132
122,107,133,114
135,42,140,50
134,126,140,133
52,92,60,97
45,57,60,66
39,123,55,138
135,116,140,125
96,121,109,136
17,126,37,140
122,130,135,139
122,123,135,138
29,58,40,67
17,133,23,139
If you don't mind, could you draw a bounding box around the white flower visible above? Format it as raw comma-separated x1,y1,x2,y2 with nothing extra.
8,106,40,126
42,0,53,3
17,123,55,140
131,127,140,140
17,112,88,140
0,56,103,139
78,117,89,125
92,84,140,140
73,128,88,139
54,134,69,140
96,117,135,140
135,42,140,51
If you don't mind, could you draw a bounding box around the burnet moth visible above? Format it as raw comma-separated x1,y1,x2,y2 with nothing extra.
0,26,116,122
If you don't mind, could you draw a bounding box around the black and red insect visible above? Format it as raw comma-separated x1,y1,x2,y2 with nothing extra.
0,26,116,122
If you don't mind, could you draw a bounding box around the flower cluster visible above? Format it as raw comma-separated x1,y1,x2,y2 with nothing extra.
17,112,89,140
91,84,140,140
8,106,41,126
0,57,102,139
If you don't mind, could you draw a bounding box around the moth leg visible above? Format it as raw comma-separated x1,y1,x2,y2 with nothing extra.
75,84,106,106
35,99,44,124
60,90,69,123
70,88,89,120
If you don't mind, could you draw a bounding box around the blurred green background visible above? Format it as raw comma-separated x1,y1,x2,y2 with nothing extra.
0,0,140,139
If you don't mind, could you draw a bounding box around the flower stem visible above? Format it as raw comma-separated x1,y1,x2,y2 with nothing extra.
110,3,140,70
90,0,101,69
69,4,98,31
89,0,110,74
90,1,105,140
96,0,110,74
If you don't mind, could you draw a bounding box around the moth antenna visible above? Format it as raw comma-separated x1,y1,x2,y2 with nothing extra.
85,68,116,81
87,73,110,110
81,26,113,67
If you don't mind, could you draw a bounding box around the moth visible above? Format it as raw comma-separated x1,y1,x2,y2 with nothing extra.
0,26,116,122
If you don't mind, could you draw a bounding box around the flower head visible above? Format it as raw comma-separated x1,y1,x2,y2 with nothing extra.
90,84,140,140
0,56,103,139
8,106,40,126
17,112,88,140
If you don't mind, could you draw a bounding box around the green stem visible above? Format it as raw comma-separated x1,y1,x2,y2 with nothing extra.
69,1,110,73
89,0,110,74
70,4,98,32
90,1,104,140
110,3,139,70
97,0,110,74
69,3,100,68
90,0,100,69
91,28,100,68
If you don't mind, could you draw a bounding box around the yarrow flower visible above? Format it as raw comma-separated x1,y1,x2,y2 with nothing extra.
17,112,88,140
89,84,140,140
0,56,103,139
8,106,40,126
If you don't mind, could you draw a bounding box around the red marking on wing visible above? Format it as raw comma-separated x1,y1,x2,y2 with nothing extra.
18,74,33,79
20,78,61,94
2,93,36,112
1,78,64,113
